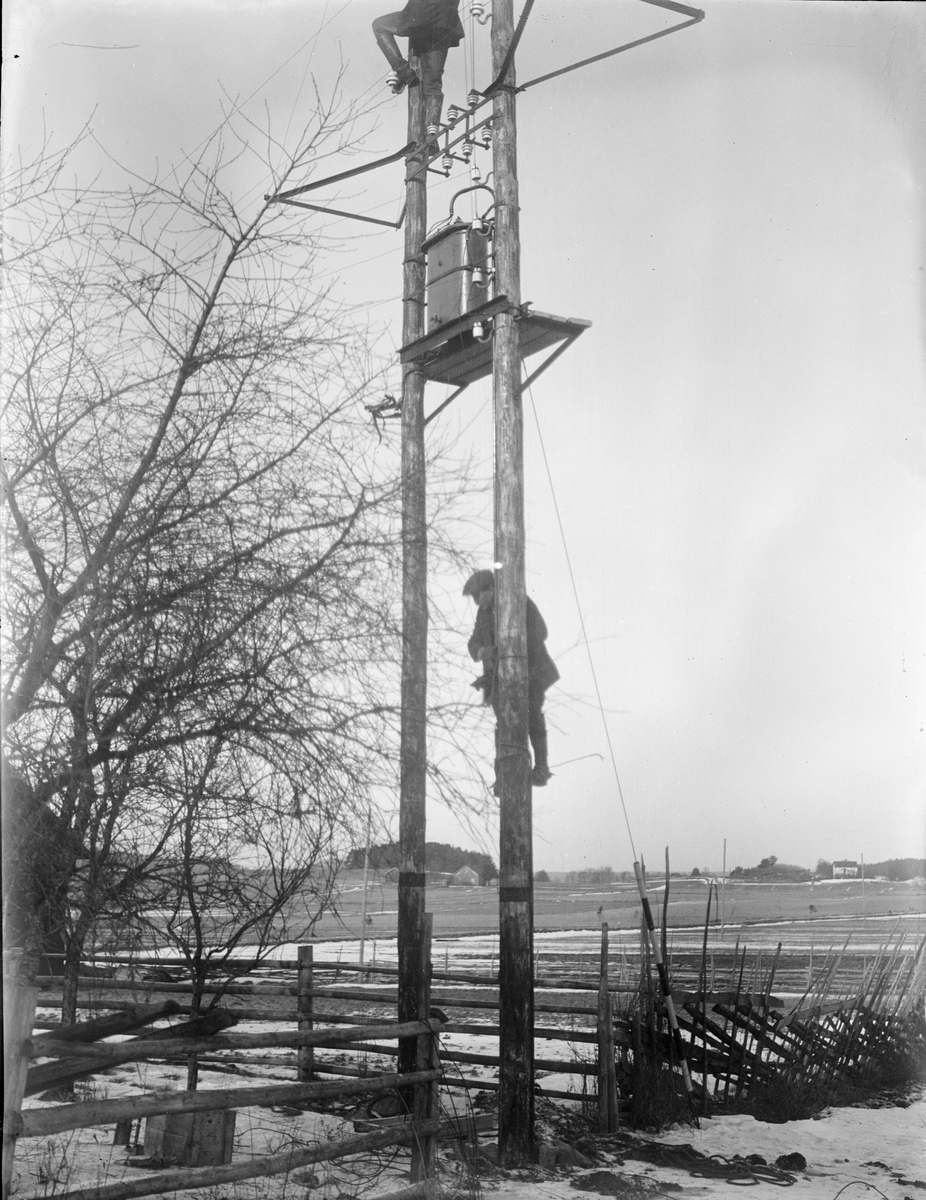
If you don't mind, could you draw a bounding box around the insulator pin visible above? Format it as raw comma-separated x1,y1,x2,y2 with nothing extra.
446,104,466,125
479,123,493,150
470,1,491,24
468,89,482,110
441,150,454,172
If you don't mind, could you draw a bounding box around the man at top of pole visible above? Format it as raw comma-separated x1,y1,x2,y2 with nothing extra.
372,1,465,144
463,568,560,789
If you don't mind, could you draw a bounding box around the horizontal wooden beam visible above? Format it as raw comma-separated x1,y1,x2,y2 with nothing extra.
45,1111,458,1200
399,295,513,363
31,1002,180,1046
319,1038,598,1076
21,1068,442,1140
32,1018,443,1064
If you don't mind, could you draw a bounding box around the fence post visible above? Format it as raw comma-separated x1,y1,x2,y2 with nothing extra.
3,954,37,1200
411,913,436,1182
597,923,618,1133
297,945,314,1083
631,1010,643,1126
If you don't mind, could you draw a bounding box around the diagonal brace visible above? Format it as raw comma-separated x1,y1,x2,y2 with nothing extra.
275,198,406,228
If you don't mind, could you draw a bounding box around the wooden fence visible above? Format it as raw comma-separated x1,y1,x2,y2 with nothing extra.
4,921,457,1200
6,920,926,1199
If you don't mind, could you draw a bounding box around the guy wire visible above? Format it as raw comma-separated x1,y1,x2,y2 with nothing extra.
523,365,638,863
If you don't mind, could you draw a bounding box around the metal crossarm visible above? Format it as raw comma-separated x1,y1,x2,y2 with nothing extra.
266,142,415,204
518,1,704,93
265,0,702,218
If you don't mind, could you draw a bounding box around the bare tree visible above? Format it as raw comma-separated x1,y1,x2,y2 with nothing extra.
1,96,424,1014
128,733,350,1088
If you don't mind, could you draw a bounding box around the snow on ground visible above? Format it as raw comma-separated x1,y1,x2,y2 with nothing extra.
491,1092,926,1200
16,1012,925,1200
14,1084,926,1199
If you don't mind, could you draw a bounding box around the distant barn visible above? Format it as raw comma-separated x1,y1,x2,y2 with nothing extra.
832,860,860,879
451,865,480,887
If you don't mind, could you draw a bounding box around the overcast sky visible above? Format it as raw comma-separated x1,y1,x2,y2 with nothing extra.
4,0,924,875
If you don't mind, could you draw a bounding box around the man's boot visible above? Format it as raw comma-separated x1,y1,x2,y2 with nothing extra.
390,63,420,93
530,731,551,787
375,31,419,92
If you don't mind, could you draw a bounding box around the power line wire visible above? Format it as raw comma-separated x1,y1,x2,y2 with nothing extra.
523,369,638,863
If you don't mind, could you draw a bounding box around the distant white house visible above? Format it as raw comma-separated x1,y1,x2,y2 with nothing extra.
832,860,859,879
451,865,480,886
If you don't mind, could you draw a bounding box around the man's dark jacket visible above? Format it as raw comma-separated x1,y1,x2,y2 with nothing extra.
468,597,560,693
400,0,464,55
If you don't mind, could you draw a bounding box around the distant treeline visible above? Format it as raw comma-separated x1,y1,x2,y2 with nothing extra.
730,855,812,882
534,868,634,886
864,858,926,881
730,855,925,882
346,841,498,882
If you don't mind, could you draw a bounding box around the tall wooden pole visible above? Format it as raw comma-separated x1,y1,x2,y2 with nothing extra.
397,70,429,1082
491,0,535,1167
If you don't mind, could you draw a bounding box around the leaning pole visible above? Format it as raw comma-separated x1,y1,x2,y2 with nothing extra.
491,0,535,1167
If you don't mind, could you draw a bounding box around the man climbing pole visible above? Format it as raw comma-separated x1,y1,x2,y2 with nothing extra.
463,569,560,788
372,1,465,146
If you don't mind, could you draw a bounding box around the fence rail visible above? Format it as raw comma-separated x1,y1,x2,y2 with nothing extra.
7,919,926,1200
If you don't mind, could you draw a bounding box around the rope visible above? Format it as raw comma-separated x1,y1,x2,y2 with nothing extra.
466,6,479,222
523,372,638,863
605,1135,799,1187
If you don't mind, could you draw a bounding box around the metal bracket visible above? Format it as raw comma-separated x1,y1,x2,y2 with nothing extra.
274,198,406,229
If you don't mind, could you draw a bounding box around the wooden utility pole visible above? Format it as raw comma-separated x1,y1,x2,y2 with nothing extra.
397,70,429,1083
491,0,535,1167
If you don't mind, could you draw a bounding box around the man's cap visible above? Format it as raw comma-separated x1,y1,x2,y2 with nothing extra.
462,569,494,598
